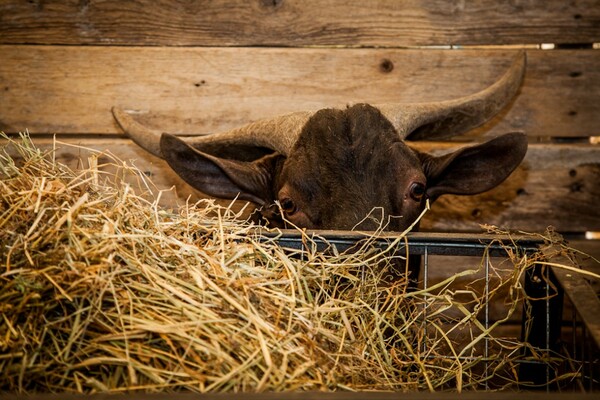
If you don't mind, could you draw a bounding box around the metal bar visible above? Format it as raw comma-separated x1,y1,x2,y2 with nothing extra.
423,245,428,355
484,251,490,390
519,261,564,387
256,230,543,257
545,267,551,392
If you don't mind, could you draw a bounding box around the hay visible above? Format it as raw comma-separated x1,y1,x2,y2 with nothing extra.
0,132,579,393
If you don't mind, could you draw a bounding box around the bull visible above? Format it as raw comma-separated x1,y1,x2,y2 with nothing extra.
112,53,528,284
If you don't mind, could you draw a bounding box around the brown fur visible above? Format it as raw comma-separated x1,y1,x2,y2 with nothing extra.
160,103,527,234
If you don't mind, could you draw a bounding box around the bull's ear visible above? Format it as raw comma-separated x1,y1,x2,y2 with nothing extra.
160,133,283,205
421,132,528,199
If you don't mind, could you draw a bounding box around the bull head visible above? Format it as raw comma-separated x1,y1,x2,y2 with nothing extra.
113,53,528,233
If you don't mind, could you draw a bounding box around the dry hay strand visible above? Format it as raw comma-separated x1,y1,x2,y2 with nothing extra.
0,132,591,394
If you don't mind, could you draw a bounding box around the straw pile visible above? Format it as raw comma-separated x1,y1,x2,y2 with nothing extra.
0,133,571,393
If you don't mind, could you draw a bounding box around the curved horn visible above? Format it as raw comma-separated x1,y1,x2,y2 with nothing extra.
114,52,525,157
112,107,313,158
377,51,526,140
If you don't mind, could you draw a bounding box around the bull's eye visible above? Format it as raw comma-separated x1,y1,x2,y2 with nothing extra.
409,182,426,201
279,198,297,215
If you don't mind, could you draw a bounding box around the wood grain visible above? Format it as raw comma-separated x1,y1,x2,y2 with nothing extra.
4,137,599,233
1,0,599,47
1,46,599,138
413,143,600,233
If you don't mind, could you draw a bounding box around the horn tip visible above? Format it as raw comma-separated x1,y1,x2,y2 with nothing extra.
112,106,134,129
111,106,126,117
110,107,164,159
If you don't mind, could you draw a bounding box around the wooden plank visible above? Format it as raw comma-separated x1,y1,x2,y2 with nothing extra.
569,239,600,288
4,137,599,233
1,46,599,138
0,0,599,46
551,256,600,349
417,142,600,233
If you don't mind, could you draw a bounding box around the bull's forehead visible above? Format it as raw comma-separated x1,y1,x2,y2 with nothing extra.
287,104,421,178
279,104,424,229
293,104,399,155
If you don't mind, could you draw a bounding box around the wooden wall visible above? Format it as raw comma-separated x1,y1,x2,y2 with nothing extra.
1,0,599,235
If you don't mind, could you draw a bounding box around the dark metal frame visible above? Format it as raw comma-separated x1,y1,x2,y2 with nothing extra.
259,230,600,391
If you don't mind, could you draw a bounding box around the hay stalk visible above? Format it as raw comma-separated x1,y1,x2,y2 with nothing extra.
0,132,587,393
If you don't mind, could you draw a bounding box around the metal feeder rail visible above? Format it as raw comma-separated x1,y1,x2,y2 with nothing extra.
258,230,600,392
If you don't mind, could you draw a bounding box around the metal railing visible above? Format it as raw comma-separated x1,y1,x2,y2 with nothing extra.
259,230,600,391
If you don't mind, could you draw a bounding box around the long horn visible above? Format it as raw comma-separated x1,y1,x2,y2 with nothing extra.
114,52,525,157
112,107,313,157
377,51,526,140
